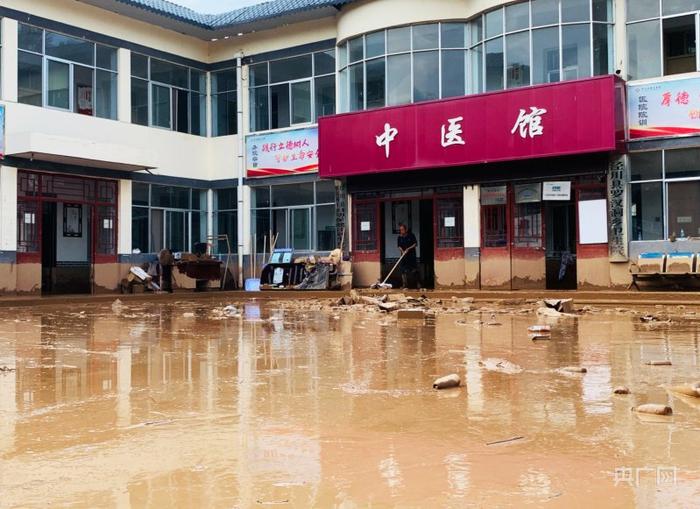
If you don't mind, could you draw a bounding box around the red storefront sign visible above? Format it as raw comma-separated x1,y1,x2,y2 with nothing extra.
319,76,625,178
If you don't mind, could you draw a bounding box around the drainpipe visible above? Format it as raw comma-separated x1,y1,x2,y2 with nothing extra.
236,54,245,284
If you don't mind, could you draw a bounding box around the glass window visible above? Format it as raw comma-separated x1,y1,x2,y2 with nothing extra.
631,182,663,240
366,57,386,109
291,81,312,124
366,31,386,58
470,18,483,46
190,70,206,93
132,182,150,206
190,92,205,136
314,50,336,75
627,20,661,80
45,31,94,66
506,31,530,88
249,63,268,86
663,15,696,76
668,181,700,238
470,44,483,94
349,63,364,111
592,0,612,22
47,60,70,109
270,83,291,129
96,45,117,71
250,87,270,131
349,37,364,62
213,68,236,93
314,75,335,119
663,0,700,16
413,24,439,50
630,152,663,181
18,24,43,53
665,148,700,179
387,26,411,53
387,54,412,105
562,0,591,22
514,203,543,248
18,52,43,106
441,23,466,48
131,78,149,126
150,58,188,88
73,65,94,115
254,187,271,208
151,84,171,129
506,2,530,32
152,185,190,209
132,207,149,253
413,51,439,101
131,53,148,79
217,188,237,209
316,205,337,251
172,88,188,134
485,37,504,91
442,50,466,98
532,0,559,26
339,44,348,69
593,23,613,76
270,54,312,83
316,180,336,203
626,0,660,22
272,183,314,206
483,205,508,247
213,91,237,136
562,24,591,80
485,9,504,39
533,27,560,83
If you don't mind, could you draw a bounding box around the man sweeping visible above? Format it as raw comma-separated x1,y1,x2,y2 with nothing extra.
397,223,419,289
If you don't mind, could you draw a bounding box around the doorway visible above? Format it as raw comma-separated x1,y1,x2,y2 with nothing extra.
380,197,435,289
545,202,577,289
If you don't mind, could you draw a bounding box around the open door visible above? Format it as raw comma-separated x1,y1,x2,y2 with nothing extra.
545,201,577,289
480,186,511,289
511,184,546,289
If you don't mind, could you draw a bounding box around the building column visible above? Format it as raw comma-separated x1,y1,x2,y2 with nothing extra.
117,48,131,123
463,185,480,289
0,166,18,252
118,180,132,255
614,0,627,79
1,18,18,102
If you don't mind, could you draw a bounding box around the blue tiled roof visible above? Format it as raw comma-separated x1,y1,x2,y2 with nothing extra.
113,0,355,30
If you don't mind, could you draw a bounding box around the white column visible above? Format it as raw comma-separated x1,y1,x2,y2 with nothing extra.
463,185,480,249
242,185,251,255
0,166,18,252
207,188,214,239
206,71,213,137
118,180,132,255
614,0,626,79
1,18,18,102
117,48,131,122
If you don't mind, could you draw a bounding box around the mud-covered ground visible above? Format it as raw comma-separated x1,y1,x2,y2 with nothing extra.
0,297,699,508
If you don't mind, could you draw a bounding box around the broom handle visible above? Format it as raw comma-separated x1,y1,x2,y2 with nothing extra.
381,246,413,286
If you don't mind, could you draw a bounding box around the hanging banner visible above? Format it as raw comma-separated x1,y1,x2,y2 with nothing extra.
628,76,700,139
246,127,319,178
608,155,628,262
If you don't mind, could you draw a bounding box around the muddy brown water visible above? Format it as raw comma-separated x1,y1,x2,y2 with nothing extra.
0,300,698,508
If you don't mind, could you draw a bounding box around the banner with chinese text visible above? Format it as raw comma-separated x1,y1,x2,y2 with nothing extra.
246,127,318,178
628,77,700,139
319,76,623,178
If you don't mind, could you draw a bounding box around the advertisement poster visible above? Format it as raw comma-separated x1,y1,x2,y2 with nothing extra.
246,127,318,178
628,77,700,139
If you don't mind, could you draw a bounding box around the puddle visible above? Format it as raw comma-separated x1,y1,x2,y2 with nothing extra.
0,299,699,507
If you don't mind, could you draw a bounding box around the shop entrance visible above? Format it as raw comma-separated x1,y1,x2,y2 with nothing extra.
17,171,118,295
380,197,435,289
545,202,577,290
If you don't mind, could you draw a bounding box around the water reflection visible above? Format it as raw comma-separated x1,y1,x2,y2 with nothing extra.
0,301,698,507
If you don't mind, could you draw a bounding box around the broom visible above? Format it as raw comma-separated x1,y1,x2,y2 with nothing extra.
370,246,414,290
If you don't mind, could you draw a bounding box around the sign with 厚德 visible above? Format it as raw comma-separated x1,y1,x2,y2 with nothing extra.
628,76,700,139
246,127,318,178
543,182,571,201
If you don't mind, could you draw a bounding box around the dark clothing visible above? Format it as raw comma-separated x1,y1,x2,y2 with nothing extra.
397,232,418,273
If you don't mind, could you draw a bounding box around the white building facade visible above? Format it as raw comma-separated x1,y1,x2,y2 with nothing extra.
0,0,698,293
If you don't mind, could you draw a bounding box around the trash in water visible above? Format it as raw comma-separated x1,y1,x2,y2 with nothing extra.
613,386,631,395
433,374,461,390
633,404,673,416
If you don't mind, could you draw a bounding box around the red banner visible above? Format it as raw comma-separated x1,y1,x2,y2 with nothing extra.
319,76,625,178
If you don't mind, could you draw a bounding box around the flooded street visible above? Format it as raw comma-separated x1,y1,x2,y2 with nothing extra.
0,298,699,508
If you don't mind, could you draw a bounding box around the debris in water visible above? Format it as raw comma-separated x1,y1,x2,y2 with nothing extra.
645,360,672,366
479,358,523,374
183,312,195,318
397,308,425,320
560,366,587,374
433,374,461,390
668,384,700,398
613,386,631,395
111,299,123,314
633,404,673,416
528,325,551,333
544,299,573,313
486,435,525,446
0,366,17,373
